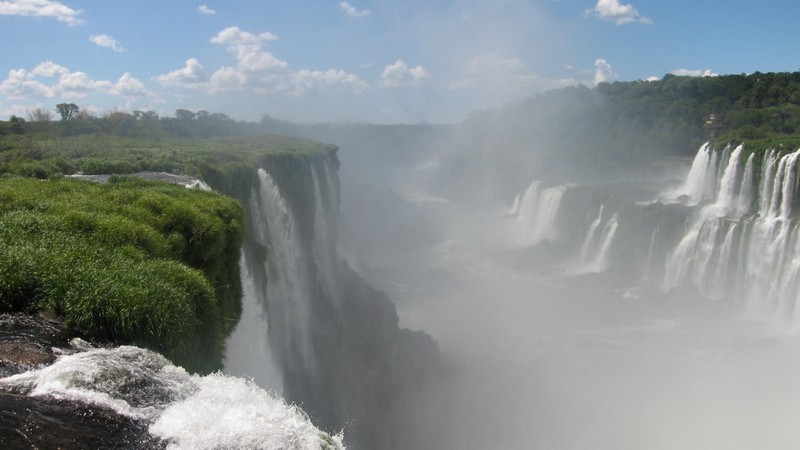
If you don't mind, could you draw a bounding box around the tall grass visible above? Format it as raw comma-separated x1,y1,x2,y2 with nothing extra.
0,177,243,373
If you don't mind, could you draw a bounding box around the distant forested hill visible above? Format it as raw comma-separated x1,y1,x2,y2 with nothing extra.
478,71,800,158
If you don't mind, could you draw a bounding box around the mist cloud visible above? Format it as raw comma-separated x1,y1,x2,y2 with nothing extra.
670,68,720,78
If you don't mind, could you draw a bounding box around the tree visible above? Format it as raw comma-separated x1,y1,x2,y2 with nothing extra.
175,109,195,121
55,103,80,121
27,108,54,122
9,115,25,134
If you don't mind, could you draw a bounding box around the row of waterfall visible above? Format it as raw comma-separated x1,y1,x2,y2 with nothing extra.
507,142,800,327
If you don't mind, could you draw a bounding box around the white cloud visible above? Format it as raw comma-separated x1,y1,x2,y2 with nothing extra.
381,60,430,87
340,1,370,17
109,73,149,97
0,68,53,98
160,27,366,96
670,68,719,78
31,61,69,77
210,26,277,47
0,0,84,25
586,0,652,26
593,58,617,85
197,5,215,15
158,58,209,87
0,61,153,101
90,34,125,52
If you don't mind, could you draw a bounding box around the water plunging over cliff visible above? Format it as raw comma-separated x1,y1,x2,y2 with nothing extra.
224,153,439,449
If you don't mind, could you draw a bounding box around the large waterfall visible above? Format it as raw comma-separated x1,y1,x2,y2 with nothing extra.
225,154,438,449
503,142,800,327
663,144,800,325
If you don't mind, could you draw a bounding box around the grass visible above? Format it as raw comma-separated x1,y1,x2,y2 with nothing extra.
0,174,246,373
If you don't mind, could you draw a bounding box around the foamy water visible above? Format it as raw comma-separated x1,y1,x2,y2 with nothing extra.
1,345,344,450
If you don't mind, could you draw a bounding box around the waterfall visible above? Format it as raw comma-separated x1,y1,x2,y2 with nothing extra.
716,144,743,212
579,205,605,263
311,163,340,301
573,206,618,274
641,227,660,282
222,156,438,449
679,143,718,204
511,181,571,246
659,144,800,326
594,213,619,272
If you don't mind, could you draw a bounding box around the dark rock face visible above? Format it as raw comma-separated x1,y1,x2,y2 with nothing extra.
0,314,65,377
0,314,165,449
0,393,164,450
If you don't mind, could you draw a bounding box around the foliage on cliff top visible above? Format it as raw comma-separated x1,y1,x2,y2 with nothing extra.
0,133,336,183
0,176,244,374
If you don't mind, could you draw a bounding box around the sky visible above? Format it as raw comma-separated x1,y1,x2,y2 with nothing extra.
0,0,798,124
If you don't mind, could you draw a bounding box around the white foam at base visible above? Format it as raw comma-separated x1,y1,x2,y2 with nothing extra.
151,373,344,450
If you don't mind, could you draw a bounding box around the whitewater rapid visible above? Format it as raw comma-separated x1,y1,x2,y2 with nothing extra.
0,344,344,449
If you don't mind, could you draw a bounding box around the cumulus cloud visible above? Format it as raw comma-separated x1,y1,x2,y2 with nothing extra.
210,26,277,47
90,34,125,52
586,0,652,25
670,68,719,77
593,58,617,85
159,27,366,96
381,60,430,87
340,1,370,17
0,0,84,25
158,58,209,87
0,61,152,100
197,4,215,15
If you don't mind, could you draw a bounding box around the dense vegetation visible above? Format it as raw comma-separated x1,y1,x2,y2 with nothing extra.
461,71,800,164
0,177,242,373
0,131,335,372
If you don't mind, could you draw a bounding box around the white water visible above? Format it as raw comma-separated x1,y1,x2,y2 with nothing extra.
311,162,341,302
0,346,344,449
511,181,572,247
247,168,316,374
574,205,619,274
662,145,800,327
223,257,283,393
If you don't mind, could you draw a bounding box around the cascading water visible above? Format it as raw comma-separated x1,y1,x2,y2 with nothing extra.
660,144,800,326
510,181,572,247
224,155,438,449
574,205,619,274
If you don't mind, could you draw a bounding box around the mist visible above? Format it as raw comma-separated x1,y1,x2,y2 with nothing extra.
304,112,800,449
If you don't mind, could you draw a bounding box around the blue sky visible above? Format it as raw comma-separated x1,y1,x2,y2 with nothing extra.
1,0,798,124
